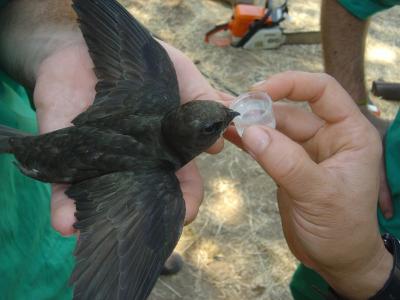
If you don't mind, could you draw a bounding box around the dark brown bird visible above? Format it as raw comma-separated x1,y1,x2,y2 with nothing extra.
0,0,238,299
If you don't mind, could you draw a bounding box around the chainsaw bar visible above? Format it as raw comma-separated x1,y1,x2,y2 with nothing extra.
283,31,321,45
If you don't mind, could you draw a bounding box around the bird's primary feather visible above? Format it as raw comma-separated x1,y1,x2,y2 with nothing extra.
71,0,180,127
66,171,185,300
68,1,185,298
0,125,27,153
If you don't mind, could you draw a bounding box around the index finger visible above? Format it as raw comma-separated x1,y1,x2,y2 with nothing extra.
250,71,359,123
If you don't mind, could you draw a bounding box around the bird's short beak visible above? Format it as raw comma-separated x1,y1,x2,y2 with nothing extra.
227,109,240,122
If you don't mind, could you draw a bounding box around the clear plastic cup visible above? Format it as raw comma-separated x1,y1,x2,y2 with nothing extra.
230,91,275,137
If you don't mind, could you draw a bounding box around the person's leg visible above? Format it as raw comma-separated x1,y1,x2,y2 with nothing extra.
321,0,369,105
320,0,391,135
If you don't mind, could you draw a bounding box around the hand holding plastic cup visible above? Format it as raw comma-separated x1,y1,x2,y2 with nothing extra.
230,91,275,137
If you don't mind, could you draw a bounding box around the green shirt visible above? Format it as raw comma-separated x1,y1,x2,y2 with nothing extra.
339,0,400,19
0,70,76,300
379,111,400,234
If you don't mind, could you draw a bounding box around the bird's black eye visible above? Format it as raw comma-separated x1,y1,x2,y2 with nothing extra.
202,122,223,135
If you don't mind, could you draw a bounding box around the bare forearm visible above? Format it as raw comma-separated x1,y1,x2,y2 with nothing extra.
321,0,369,103
0,0,82,89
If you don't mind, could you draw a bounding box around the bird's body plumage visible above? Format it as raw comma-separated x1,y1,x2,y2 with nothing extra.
0,0,238,299
10,123,172,183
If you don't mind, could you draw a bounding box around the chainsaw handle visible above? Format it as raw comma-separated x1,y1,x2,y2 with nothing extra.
234,9,272,47
235,0,288,48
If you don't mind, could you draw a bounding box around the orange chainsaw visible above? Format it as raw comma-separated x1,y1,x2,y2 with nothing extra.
205,1,320,49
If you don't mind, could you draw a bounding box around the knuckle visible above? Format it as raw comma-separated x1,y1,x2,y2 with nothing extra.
319,72,335,83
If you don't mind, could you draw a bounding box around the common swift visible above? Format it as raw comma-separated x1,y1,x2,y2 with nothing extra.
0,0,238,299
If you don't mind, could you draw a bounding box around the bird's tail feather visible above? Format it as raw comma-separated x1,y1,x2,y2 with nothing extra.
0,125,26,153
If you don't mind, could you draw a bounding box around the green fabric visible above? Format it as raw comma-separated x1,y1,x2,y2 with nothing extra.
0,70,76,300
338,0,399,20
290,264,329,300
290,110,400,299
0,0,8,8
379,110,400,234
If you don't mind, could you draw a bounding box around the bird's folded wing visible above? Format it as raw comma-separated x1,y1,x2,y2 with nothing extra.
71,0,180,125
66,170,185,300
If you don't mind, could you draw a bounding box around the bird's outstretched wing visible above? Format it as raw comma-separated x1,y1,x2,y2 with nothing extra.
66,170,185,300
71,0,180,125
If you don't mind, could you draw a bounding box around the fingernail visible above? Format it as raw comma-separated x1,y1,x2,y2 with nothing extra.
384,211,393,220
242,126,270,157
250,80,266,91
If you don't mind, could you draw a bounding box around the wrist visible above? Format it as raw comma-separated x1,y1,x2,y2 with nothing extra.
324,237,393,299
0,0,82,89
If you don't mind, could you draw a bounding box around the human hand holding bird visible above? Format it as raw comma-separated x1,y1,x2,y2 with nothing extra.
32,6,230,237
0,0,237,298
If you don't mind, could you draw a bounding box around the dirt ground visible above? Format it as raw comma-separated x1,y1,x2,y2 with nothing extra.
121,1,400,299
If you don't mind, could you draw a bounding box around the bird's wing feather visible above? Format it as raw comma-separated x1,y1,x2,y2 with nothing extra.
71,0,180,125
66,170,185,300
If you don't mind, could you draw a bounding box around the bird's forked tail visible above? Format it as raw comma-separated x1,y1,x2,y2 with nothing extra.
0,125,26,153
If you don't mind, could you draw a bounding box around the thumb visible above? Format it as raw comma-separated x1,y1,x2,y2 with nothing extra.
242,126,322,196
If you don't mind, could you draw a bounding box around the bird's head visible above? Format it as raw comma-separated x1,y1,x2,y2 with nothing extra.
162,100,239,166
